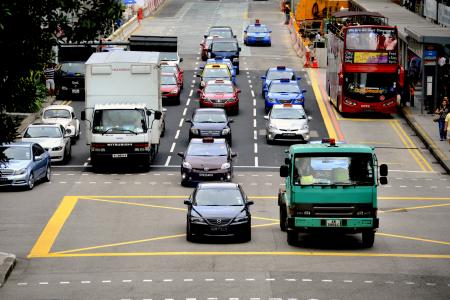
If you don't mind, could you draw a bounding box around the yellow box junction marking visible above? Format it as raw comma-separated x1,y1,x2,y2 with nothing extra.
28,196,450,259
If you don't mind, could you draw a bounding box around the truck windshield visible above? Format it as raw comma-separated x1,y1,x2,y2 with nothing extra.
60,62,85,75
344,73,397,102
92,109,146,134
292,153,374,186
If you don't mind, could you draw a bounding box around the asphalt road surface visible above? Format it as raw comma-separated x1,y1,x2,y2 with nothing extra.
0,1,449,299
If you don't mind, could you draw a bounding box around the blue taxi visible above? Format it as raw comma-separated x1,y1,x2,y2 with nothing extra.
206,57,237,84
261,66,297,98
244,20,271,46
264,79,306,113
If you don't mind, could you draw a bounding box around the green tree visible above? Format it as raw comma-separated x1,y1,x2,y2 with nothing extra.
0,0,123,147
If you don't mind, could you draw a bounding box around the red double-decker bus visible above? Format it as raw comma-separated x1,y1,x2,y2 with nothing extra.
326,11,403,114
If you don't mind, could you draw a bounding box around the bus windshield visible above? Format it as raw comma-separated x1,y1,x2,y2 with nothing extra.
344,73,397,102
346,27,397,51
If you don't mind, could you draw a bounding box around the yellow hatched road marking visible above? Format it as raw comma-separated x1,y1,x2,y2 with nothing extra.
380,203,450,213
378,233,450,246
79,197,186,211
28,196,78,258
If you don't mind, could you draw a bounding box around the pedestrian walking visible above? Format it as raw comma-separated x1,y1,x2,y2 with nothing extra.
435,97,449,141
284,2,291,25
44,63,56,97
445,110,450,147
409,80,415,107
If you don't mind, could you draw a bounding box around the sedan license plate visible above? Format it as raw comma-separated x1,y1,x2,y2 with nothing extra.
112,154,128,158
0,177,8,181
72,89,80,94
326,219,341,227
199,173,213,177
211,226,228,232
214,103,225,107
283,133,296,136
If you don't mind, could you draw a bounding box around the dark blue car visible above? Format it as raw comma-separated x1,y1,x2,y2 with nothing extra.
244,20,271,46
208,38,241,74
0,142,51,190
264,79,306,113
261,66,297,98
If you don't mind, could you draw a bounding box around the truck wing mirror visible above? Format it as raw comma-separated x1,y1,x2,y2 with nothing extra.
302,89,307,94
81,111,86,121
380,164,388,176
379,177,388,185
183,199,191,206
284,157,291,165
153,111,162,120
280,165,289,177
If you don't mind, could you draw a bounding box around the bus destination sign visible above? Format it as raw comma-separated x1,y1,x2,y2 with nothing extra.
345,51,398,64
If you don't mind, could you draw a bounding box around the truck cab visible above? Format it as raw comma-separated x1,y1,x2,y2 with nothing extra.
278,138,388,247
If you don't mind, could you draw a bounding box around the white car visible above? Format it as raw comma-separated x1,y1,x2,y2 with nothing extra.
264,104,312,144
22,123,72,163
41,105,80,143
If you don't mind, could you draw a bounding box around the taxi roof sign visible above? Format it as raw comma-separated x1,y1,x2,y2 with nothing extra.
203,137,214,143
276,66,286,70
282,103,293,107
280,78,291,82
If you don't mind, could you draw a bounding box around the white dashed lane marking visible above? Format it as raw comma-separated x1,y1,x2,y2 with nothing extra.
179,118,184,127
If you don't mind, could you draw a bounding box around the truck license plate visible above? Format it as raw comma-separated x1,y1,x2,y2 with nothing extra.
112,154,128,158
72,89,80,94
326,220,341,227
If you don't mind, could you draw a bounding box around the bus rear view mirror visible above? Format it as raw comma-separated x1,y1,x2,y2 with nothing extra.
380,164,388,176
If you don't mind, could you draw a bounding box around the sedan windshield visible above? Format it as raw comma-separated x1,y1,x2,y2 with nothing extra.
187,143,228,156
193,112,227,123
204,84,234,93
24,127,62,138
271,108,305,119
43,109,71,119
212,42,238,52
0,146,31,161
203,68,230,78
161,75,177,85
269,82,301,93
267,70,295,80
195,188,244,206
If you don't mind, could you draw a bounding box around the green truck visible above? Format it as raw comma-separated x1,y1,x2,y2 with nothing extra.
278,139,388,247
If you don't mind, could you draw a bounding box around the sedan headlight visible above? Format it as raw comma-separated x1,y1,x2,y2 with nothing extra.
302,124,309,130
14,168,27,175
190,216,207,224
52,146,63,151
221,128,230,135
170,88,179,94
182,161,192,169
267,98,277,103
268,123,278,130
220,162,231,169
190,128,199,135
233,212,249,223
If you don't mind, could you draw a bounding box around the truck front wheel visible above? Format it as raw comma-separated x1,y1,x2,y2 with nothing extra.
362,231,375,248
287,230,297,246
279,204,287,232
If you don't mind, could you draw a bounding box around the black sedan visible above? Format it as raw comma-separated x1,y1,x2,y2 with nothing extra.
186,108,233,145
184,183,253,242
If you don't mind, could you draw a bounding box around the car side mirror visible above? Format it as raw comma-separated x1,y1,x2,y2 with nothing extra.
228,119,234,123
231,152,237,158
183,200,191,206
307,116,312,121
146,110,152,116
180,58,183,62
280,165,289,177
177,152,184,158
185,119,192,123
261,76,266,80
204,34,208,38
380,164,388,176
247,200,254,206
81,111,86,121
236,89,241,93
302,89,307,93
34,155,43,161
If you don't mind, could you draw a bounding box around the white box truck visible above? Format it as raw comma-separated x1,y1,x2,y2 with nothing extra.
81,51,163,170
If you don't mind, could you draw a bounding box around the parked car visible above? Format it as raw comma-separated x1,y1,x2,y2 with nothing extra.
22,123,71,163
0,142,51,190
198,80,240,115
184,182,253,242
264,104,311,144
178,138,236,186
41,104,80,142
186,108,233,145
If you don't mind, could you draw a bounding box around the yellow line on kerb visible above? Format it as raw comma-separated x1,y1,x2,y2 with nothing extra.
389,120,433,172
34,252,450,259
308,69,337,139
28,196,78,258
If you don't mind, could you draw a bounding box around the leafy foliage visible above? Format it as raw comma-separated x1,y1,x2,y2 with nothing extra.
0,0,123,147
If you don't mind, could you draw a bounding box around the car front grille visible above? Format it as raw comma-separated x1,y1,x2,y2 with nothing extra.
200,130,221,136
0,169,14,176
206,218,232,225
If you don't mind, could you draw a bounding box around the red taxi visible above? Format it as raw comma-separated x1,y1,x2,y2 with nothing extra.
161,73,181,105
161,62,184,89
198,80,240,115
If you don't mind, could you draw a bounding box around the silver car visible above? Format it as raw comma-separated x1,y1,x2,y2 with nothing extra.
264,104,311,144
